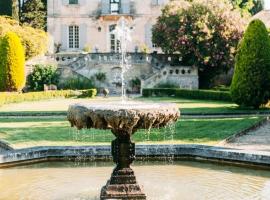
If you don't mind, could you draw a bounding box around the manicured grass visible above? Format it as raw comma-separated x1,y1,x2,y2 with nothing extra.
0,117,263,148
139,97,270,114
0,96,269,115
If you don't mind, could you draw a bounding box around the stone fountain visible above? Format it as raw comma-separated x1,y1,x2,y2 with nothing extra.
67,102,180,199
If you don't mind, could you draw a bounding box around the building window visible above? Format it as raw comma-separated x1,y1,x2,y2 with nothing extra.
69,0,78,4
110,0,120,14
69,25,79,49
109,24,120,52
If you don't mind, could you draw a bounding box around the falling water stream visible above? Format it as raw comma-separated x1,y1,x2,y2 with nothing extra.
114,17,132,103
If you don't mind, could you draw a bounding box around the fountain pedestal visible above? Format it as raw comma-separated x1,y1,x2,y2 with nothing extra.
100,135,146,200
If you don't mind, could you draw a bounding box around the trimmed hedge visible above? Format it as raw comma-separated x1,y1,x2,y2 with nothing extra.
142,88,232,102
79,89,97,98
0,89,97,106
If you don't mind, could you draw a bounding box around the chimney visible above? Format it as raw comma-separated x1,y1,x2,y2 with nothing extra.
264,0,270,10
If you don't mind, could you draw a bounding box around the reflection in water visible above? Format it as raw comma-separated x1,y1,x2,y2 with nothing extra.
0,160,269,200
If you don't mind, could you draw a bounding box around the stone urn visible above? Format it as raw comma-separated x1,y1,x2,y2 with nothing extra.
67,101,180,199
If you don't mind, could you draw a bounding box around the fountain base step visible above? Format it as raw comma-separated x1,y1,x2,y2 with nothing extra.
100,168,146,200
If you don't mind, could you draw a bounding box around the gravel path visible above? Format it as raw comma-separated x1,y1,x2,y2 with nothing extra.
223,120,270,152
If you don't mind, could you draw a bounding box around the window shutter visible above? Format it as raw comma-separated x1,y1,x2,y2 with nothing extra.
151,0,158,6
79,24,87,49
101,0,110,14
61,25,68,50
79,0,85,5
121,0,130,14
62,0,68,6
158,0,164,5
145,22,152,48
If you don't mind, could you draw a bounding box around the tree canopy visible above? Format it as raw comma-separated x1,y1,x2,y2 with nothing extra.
152,0,248,88
20,0,46,30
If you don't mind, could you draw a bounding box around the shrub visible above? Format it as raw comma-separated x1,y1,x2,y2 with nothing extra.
27,64,59,91
142,88,232,102
230,20,270,108
79,89,97,98
152,0,248,88
0,16,48,60
0,90,77,106
95,72,106,82
59,77,95,90
155,83,179,89
0,32,25,92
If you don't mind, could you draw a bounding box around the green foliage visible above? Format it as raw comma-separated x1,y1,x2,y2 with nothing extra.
0,0,19,20
59,78,95,90
79,89,97,98
230,19,270,108
95,72,106,82
0,16,48,60
21,0,46,30
230,0,263,16
0,0,12,16
213,85,230,91
152,0,248,88
27,65,59,91
130,77,141,88
0,31,25,92
155,82,179,89
0,90,77,106
142,88,232,102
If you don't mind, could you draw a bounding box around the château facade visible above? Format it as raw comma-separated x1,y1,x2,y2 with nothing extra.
47,0,169,53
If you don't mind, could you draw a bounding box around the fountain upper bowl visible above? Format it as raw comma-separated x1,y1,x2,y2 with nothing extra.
67,101,180,137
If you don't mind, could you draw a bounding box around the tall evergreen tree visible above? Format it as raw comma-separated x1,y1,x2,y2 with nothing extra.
230,19,270,108
0,0,19,20
21,0,46,30
0,0,12,16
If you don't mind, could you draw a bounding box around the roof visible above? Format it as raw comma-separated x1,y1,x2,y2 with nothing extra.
252,10,270,28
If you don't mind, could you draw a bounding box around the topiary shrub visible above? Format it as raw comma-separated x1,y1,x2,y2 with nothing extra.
27,64,59,91
0,31,25,92
230,19,270,108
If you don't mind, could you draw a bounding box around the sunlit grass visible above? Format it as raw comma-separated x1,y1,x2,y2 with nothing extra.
0,117,263,148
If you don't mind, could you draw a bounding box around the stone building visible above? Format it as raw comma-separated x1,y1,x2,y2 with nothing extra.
47,0,170,53
46,0,199,92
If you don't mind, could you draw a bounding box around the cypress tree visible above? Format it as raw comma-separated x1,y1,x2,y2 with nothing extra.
0,0,12,16
230,19,270,108
0,32,26,91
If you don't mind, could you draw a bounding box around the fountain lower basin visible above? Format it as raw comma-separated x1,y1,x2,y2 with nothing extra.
0,160,269,200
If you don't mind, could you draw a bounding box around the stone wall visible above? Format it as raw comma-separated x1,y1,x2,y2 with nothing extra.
55,53,199,93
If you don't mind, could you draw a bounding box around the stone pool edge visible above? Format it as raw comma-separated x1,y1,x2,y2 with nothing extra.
0,144,270,168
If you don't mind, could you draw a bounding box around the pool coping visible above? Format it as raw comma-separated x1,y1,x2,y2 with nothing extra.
1,144,270,168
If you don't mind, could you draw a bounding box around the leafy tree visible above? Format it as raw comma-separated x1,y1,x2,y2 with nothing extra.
230,20,270,108
0,32,25,91
21,0,46,30
152,0,248,88
27,65,59,91
230,0,264,16
0,16,48,60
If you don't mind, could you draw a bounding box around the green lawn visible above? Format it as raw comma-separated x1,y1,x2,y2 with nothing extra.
0,117,263,148
139,97,270,114
0,97,269,115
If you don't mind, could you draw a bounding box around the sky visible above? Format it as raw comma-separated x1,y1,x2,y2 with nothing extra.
265,0,270,10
